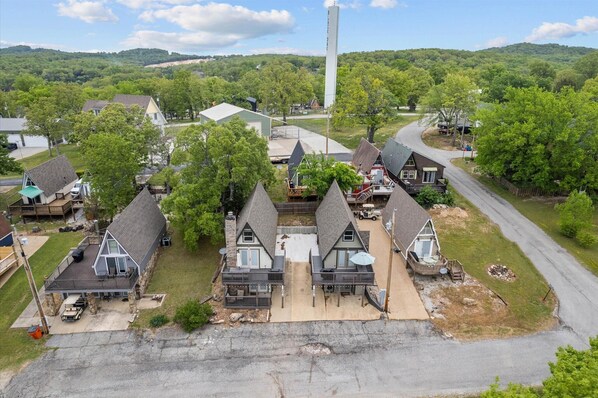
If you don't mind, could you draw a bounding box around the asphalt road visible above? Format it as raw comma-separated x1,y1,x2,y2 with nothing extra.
397,121,598,339
4,122,598,398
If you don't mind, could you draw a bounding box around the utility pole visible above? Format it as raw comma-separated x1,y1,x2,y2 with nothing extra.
384,209,396,314
14,227,49,334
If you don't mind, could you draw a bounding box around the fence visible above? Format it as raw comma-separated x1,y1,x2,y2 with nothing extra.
494,177,547,198
274,202,318,215
276,226,317,235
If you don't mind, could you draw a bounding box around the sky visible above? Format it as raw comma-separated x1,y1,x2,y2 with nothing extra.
0,0,597,55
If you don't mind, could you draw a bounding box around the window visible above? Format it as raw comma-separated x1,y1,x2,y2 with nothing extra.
423,171,436,183
249,284,270,293
239,249,259,268
343,230,354,242
421,223,434,236
106,257,127,274
242,230,254,243
400,170,417,180
405,157,415,166
153,113,157,120
107,239,119,254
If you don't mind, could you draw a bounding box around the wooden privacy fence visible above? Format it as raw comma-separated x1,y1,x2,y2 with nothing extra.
274,202,318,215
494,177,547,198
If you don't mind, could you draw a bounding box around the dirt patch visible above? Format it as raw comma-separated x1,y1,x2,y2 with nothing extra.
429,206,470,231
415,276,556,340
207,282,269,327
277,214,316,226
421,128,463,151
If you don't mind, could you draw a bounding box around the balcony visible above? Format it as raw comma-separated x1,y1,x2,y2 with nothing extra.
398,179,447,195
406,251,448,276
223,295,272,308
310,255,375,286
222,256,285,285
8,193,74,221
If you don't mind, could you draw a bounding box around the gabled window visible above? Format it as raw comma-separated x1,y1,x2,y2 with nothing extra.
343,230,354,242
405,157,415,166
107,239,119,254
421,222,434,236
242,230,254,243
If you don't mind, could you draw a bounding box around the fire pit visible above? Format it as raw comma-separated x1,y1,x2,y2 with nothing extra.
487,264,516,282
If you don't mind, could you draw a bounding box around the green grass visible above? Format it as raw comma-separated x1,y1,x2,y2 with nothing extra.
0,186,20,212
453,158,598,276
163,125,188,138
1,144,86,180
435,191,556,336
267,165,288,203
290,115,420,150
133,228,221,328
0,232,84,371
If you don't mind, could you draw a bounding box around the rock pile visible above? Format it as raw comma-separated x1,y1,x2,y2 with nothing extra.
487,264,516,281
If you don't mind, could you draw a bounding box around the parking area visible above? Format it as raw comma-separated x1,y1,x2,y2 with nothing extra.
12,295,164,334
357,219,429,320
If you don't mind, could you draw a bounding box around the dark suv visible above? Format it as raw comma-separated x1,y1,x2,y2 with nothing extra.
2,142,18,151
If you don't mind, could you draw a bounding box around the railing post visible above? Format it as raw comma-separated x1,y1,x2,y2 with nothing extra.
281,285,285,309
312,285,316,307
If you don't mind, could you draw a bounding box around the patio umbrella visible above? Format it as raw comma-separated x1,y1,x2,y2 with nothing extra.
350,252,376,265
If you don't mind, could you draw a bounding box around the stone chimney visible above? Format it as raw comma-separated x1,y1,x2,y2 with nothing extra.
225,211,237,268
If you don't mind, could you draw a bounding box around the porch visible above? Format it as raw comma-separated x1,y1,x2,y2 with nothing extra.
397,179,447,195
8,193,75,221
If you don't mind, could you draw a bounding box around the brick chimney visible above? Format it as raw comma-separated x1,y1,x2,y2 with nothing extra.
225,211,237,268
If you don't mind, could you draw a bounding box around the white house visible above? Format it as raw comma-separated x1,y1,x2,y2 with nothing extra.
82,94,167,128
0,117,51,148
199,103,272,138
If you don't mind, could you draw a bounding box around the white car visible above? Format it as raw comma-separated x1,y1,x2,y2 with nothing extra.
70,179,91,198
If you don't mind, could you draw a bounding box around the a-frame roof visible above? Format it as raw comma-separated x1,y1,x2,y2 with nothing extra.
287,140,313,181
236,182,278,259
316,180,365,259
25,155,78,196
381,187,434,255
381,138,413,177
352,138,381,173
106,189,166,265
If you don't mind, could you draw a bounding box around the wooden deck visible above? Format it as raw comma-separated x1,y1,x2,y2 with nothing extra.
0,247,18,278
8,194,75,221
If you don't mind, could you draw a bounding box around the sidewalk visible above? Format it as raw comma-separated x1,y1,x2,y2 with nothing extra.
357,219,429,320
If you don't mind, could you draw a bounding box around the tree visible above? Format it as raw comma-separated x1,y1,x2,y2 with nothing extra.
24,99,69,156
574,51,598,80
296,154,362,199
258,60,313,122
529,60,556,90
582,76,598,101
481,336,598,398
553,69,584,92
555,191,595,238
0,136,22,175
161,118,274,249
421,73,479,146
404,67,434,111
84,133,140,221
475,88,598,194
334,62,397,143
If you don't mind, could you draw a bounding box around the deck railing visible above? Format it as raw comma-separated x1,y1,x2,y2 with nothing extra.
222,260,285,285
45,269,138,292
8,194,73,217
224,295,271,308
398,179,447,195
406,252,448,276
310,254,375,285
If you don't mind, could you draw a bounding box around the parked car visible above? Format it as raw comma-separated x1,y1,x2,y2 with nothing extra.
1,142,18,151
70,178,91,198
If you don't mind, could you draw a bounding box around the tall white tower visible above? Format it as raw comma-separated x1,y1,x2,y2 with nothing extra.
324,4,339,109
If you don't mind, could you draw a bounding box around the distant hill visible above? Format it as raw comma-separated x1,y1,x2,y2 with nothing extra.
480,42,596,63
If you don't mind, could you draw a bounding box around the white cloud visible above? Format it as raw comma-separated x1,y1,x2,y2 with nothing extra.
323,1,361,9
122,30,242,51
525,16,598,42
370,0,397,9
56,0,118,23
485,36,509,48
249,47,325,56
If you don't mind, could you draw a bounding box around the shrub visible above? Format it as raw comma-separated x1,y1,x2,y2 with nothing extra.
149,314,169,328
576,230,598,248
415,186,455,208
173,300,214,333
555,191,594,238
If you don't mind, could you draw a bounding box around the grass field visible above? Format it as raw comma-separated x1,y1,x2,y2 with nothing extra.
454,158,598,276
289,115,420,150
133,228,221,329
432,191,556,338
0,232,84,371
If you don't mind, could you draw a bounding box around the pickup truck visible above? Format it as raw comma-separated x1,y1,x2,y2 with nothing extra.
60,295,87,322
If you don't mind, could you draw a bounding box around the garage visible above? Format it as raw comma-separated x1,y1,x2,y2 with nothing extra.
23,135,49,148
247,121,262,135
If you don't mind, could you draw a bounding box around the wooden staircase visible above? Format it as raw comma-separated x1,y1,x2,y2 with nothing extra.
448,259,465,282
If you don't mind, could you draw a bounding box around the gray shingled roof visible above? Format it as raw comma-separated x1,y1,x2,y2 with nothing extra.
381,138,413,177
287,140,313,181
112,94,152,110
25,156,78,196
235,182,278,259
0,118,26,132
382,187,432,255
352,138,381,173
107,189,166,266
82,100,109,112
316,180,365,259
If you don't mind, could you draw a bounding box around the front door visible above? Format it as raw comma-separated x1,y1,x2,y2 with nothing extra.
415,240,433,259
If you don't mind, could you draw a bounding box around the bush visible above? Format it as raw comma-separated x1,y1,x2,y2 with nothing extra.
556,191,594,238
576,230,598,248
149,314,169,328
173,300,213,333
415,186,455,208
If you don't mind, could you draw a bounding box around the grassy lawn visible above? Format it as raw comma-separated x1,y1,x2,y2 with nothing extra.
432,192,556,338
133,228,221,329
0,186,20,212
454,158,598,276
290,115,420,150
0,232,84,371
1,144,85,180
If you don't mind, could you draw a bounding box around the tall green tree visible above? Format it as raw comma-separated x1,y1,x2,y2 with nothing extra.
0,136,22,175
296,154,362,199
555,191,595,238
334,62,397,143
24,99,69,156
404,67,434,111
421,73,479,145
85,133,140,221
162,118,274,249
258,60,313,122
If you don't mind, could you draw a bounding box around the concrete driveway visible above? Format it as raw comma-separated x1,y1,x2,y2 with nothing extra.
9,147,47,160
357,219,429,320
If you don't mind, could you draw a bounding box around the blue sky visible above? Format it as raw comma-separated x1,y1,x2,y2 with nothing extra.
1,0,597,55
